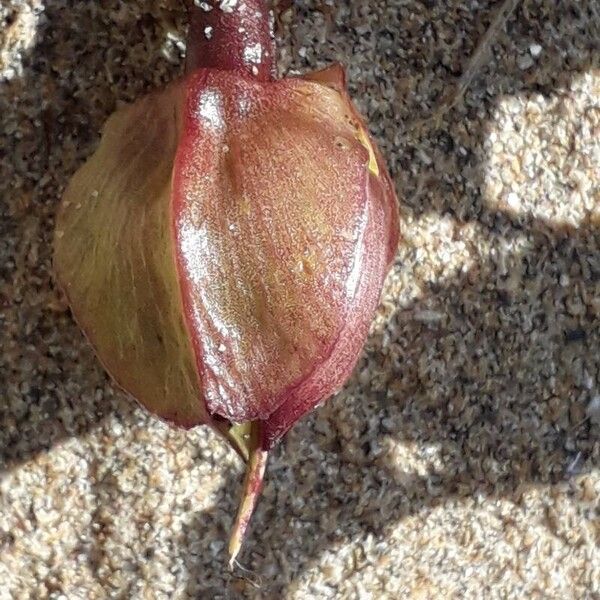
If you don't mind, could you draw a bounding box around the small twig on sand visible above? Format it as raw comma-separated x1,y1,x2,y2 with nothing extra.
565,451,583,478
412,0,522,133
441,0,522,113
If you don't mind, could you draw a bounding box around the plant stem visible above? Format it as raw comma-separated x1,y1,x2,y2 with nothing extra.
186,0,275,80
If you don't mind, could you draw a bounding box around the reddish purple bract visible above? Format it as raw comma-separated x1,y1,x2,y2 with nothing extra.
54,0,399,565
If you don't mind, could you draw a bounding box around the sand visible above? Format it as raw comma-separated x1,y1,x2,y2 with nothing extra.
0,0,599,598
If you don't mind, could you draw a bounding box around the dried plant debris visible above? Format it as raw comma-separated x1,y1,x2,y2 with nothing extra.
0,0,598,598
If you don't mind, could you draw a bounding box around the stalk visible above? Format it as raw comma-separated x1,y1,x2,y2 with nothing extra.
186,0,275,80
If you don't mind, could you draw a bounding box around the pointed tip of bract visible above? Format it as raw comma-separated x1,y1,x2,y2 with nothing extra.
227,422,269,567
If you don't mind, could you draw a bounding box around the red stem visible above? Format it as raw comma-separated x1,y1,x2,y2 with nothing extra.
186,0,275,80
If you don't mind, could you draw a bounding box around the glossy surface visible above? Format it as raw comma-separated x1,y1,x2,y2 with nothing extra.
172,67,399,445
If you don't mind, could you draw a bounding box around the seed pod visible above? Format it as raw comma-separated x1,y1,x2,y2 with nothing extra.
54,0,399,566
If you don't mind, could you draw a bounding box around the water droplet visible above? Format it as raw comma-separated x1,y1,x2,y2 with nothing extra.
335,136,350,150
